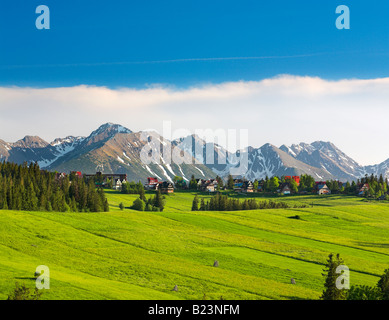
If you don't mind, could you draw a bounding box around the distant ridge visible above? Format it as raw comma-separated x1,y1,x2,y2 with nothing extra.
0,123,388,181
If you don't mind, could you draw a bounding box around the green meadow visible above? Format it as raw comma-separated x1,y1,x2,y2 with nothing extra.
0,190,388,300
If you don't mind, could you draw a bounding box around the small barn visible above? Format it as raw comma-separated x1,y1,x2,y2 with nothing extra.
317,184,331,195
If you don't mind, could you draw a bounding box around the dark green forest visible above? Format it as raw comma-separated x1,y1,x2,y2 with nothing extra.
0,162,109,212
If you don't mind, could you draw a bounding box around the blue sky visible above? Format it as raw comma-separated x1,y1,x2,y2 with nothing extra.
0,0,388,87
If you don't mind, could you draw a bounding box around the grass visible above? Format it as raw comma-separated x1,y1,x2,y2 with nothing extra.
0,190,388,300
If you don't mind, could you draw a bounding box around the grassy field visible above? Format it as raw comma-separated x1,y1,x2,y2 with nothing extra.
0,190,388,300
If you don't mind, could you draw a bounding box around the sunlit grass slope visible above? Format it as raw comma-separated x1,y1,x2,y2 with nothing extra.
0,190,388,300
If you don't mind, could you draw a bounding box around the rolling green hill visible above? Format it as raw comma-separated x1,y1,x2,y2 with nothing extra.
0,191,388,300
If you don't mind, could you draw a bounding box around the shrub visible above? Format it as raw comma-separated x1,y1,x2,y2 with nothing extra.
347,285,382,300
7,282,42,300
132,198,145,211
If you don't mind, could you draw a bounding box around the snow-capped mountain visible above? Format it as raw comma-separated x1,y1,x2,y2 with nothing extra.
2,136,57,165
172,134,233,172
280,141,366,181
0,139,11,160
37,136,86,168
173,136,335,181
0,124,388,181
173,136,389,181
0,123,215,182
364,159,389,180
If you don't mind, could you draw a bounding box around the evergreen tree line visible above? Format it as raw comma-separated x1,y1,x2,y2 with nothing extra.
121,181,146,196
321,253,389,300
224,174,310,193
223,173,389,198
187,175,225,191
324,175,388,198
359,174,389,198
0,162,109,212
191,193,309,212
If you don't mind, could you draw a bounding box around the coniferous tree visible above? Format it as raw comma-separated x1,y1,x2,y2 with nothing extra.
200,198,205,211
139,186,146,202
227,175,234,190
191,195,199,211
378,269,389,300
0,162,109,213
321,254,348,300
154,189,165,212
189,175,198,190
215,176,224,190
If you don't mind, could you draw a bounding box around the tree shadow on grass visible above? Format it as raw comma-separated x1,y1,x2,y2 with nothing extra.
279,295,310,300
310,203,332,207
15,277,35,281
355,242,389,248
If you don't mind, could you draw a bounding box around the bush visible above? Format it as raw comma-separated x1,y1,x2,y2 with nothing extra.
119,202,124,210
347,285,382,300
132,198,145,211
7,282,43,300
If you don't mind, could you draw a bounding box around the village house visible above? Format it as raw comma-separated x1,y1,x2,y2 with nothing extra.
113,179,123,190
196,179,206,189
145,177,160,190
159,181,174,194
316,183,331,195
278,183,292,195
195,179,218,192
83,172,127,189
242,181,254,193
202,179,218,192
195,179,204,189
257,180,264,192
70,171,83,178
203,182,215,193
233,179,254,193
358,183,370,196
55,172,67,180
233,179,244,192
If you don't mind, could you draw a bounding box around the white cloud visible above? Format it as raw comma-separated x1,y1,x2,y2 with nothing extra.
0,75,389,166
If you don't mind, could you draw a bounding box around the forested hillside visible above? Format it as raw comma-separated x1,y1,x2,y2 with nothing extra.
0,162,108,212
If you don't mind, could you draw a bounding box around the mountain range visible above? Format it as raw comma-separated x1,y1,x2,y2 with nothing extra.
0,123,388,182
